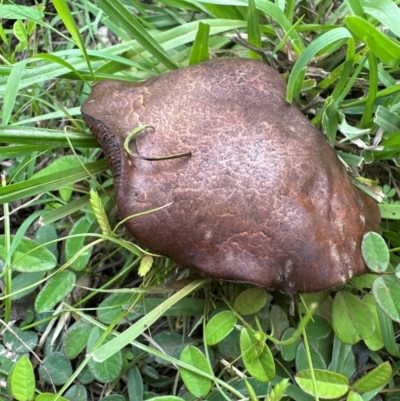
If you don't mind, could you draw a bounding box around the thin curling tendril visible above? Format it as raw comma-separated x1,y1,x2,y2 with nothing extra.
124,124,191,161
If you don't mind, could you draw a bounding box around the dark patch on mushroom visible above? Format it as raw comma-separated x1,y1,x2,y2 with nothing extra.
81,58,381,294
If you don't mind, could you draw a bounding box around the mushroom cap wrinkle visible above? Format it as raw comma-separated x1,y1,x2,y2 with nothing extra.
81,58,381,294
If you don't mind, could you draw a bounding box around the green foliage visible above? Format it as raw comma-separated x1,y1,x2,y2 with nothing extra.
247,0,262,60
10,355,35,401
332,291,375,344
63,322,92,359
372,276,400,322
0,235,57,272
179,345,212,397
240,326,275,382
87,327,123,383
295,369,349,399
1,0,400,399
4,327,38,354
234,288,268,315
351,361,392,392
34,270,76,312
362,232,390,272
205,310,237,345
38,352,73,386
189,22,210,65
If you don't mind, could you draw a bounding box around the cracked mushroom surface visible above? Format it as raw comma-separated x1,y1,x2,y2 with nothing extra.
81,57,381,294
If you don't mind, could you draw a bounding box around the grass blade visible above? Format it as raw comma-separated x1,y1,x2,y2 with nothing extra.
2,61,26,126
189,22,210,65
0,126,98,148
247,0,262,59
287,27,353,102
52,0,94,78
345,15,400,67
97,0,180,70
0,160,108,204
92,278,210,362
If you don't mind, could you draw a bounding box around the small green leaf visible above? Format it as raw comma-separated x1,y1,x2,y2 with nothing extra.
76,364,95,386
363,294,384,351
63,321,92,359
13,20,27,42
152,331,196,364
280,328,299,362
38,352,73,385
234,288,268,315
218,328,241,361
189,22,210,65
64,384,87,401
205,310,237,345
179,345,212,398
35,270,76,312
332,291,374,344
328,336,356,378
361,232,389,272
4,328,38,354
97,293,138,324
347,390,363,401
10,355,35,401
87,327,123,383
295,342,327,372
36,224,58,258
305,315,332,339
240,327,275,382
350,273,376,289
11,271,45,300
352,361,392,392
26,20,36,36
269,305,290,342
376,304,400,357
0,235,57,272
127,365,144,401
378,204,400,219
372,276,400,323
295,369,349,399
65,216,94,271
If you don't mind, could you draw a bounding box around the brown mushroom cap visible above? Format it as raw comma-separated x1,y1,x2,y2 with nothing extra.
81,58,381,294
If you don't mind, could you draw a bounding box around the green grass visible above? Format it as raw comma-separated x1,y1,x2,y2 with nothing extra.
1,0,400,400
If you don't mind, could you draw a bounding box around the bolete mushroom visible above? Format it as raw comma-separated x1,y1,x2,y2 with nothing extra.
81,58,381,294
